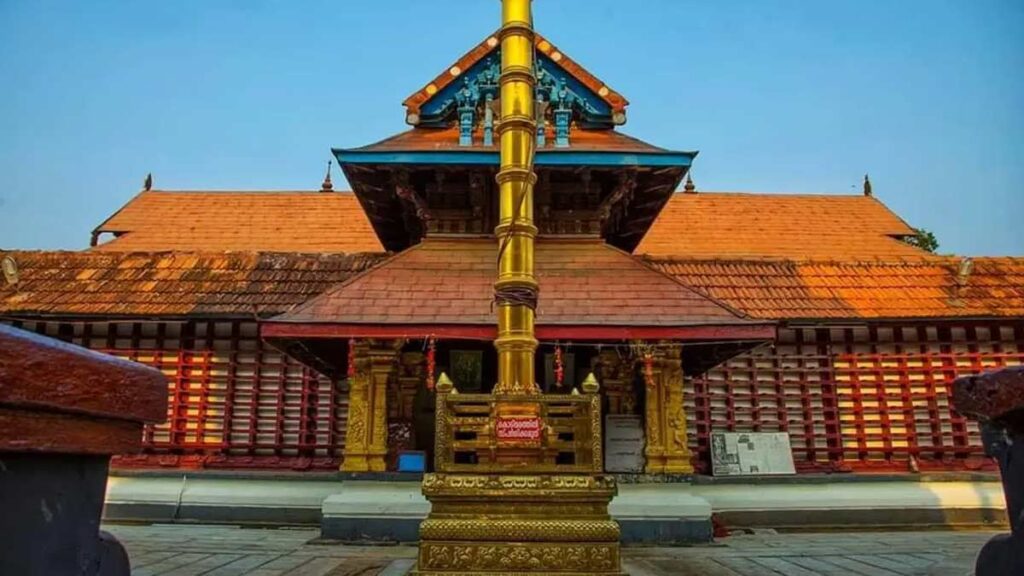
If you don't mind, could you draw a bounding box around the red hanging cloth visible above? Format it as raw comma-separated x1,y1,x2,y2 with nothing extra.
554,345,564,388
347,338,356,379
425,336,436,391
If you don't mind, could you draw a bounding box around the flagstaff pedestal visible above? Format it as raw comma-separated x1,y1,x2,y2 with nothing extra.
414,380,624,575
414,474,624,576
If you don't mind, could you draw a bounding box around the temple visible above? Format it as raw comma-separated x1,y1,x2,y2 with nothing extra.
2,26,1023,535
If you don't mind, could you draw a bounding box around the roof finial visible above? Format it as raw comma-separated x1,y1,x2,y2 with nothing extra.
143,172,152,191
863,173,872,197
683,173,696,194
321,160,333,192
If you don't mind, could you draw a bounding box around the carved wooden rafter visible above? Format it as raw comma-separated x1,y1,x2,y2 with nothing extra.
469,171,486,232
598,171,637,235
537,170,553,223
394,171,431,242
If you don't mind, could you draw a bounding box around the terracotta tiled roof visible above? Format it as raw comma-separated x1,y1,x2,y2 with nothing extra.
636,192,924,258
647,256,1024,320
403,30,628,119
92,191,384,253
0,250,383,318
269,238,754,327
347,126,669,153
4,249,1020,323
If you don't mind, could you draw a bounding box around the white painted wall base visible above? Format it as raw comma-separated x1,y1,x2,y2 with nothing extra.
321,482,431,520
689,481,1006,514
105,475,342,524
103,475,1007,535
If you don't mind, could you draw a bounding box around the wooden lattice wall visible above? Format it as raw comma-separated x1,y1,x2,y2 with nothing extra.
7,318,1022,474
687,322,1024,473
8,320,346,470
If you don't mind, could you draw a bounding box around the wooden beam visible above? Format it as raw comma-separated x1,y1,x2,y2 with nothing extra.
262,322,776,342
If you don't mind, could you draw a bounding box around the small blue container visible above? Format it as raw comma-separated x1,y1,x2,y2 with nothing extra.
398,451,426,472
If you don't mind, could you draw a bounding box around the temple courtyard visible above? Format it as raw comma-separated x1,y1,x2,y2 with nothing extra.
110,523,991,576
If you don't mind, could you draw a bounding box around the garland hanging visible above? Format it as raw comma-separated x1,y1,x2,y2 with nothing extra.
554,344,564,388
643,352,655,389
425,335,436,391
347,338,356,379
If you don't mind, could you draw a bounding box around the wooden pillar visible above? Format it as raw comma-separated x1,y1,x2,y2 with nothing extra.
644,344,694,474
341,339,400,472
596,349,637,415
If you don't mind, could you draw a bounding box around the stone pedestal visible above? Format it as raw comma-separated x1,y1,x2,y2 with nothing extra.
412,474,625,576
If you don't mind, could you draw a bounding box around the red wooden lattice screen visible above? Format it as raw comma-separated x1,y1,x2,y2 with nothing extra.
14,320,347,470
687,322,1024,473
10,319,1022,474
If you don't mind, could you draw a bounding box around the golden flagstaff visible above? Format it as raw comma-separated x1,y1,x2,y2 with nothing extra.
494,0,539,397
412,1,625,574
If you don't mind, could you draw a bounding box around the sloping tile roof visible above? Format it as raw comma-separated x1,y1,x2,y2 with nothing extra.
647,256,1024,320
3,249,1020,322
92,191,384,253
87,189,922,260
346,126,670,153
636,192,924,258
269,238,753,327
0,250,383,317
403,30,628,119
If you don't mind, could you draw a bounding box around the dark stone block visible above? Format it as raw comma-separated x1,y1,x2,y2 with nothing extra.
0,453,129,576
716,507,1007,530
617,519,712,544
953,368,1024,576
321,517,422,543
103,502,322,526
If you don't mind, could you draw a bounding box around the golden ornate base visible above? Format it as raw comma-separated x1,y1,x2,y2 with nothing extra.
412,473,625,575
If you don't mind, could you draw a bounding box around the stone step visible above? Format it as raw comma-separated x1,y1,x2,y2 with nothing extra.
103,474,1008,544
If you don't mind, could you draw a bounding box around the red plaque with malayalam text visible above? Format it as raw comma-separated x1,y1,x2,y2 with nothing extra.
496,416,542,443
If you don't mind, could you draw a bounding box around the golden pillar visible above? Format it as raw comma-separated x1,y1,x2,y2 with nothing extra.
493,0,539,395
341,339,400,472
643,344,694,474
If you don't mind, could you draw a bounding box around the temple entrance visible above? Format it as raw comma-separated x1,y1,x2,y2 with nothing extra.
384,339,702,475
404,341,610,472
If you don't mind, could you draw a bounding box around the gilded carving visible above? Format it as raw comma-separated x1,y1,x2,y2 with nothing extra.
346,387,366,440
341,339,401,472
590,393,603,472
669,406,688,450
643,343,693,474
430,502,610,517
422,473,616,494
419,543,618,572
595,349,636,415
419,519,620,541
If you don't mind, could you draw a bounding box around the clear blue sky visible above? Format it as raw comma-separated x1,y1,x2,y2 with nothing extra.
1,1,1021,255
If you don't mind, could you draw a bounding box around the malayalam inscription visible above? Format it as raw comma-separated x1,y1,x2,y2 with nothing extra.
604,415,645,473
711,431,796,476
496,417,542,443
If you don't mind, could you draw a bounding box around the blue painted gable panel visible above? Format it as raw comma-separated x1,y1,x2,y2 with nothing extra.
418,50,612,128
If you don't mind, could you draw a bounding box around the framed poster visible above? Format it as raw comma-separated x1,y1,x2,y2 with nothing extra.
711,432,796,476
450,350,483,392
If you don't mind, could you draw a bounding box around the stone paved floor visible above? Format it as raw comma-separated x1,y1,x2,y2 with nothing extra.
105,524,994,576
